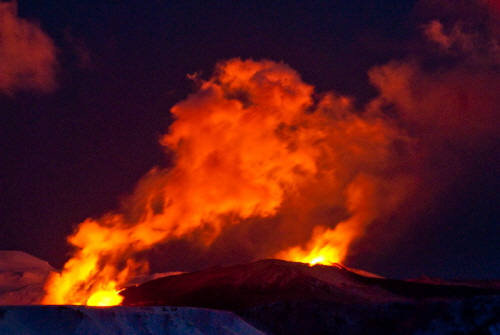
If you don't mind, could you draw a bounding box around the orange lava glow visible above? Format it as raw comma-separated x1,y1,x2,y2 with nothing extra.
86,290,124,307
276,225,354,266
276,174,380,266
42,59,412,305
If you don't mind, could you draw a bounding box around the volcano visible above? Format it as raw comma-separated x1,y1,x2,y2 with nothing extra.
2,257,500,334
119,259,500,334
120,259,398,309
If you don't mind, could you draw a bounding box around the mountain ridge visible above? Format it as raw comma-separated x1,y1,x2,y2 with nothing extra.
120,259,500,310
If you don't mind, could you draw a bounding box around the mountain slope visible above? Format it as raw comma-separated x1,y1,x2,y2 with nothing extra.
120,259,396,309
0,251,56,305
120,259,500,334
121,259,500,309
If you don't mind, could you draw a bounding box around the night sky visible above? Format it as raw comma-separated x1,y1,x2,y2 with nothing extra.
2,0,500,280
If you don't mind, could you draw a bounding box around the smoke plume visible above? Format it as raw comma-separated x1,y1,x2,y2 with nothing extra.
43,0,500,304
42,58,414,305
0,1,57,93
346,0,500,266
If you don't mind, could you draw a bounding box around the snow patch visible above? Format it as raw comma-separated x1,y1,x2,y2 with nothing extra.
0,305,267,335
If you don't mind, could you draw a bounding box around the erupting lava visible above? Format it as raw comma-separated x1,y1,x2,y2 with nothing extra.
86,290,123,307
42,59,411,306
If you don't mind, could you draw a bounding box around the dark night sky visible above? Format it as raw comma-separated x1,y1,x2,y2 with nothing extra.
1,0,500,280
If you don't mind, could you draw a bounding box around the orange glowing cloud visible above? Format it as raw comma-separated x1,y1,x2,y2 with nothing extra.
41,0,500,307
42,58,415,305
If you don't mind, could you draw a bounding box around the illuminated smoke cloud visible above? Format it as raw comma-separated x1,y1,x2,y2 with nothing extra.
42,59,413,305
370,0,500,162
43,0,500,306
351,0,500,257
0,1,57,93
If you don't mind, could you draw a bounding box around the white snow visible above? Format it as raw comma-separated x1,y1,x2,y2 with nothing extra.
0,305,267,335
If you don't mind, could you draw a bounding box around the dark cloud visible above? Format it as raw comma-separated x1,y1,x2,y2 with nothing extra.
346,0,500,276
0,1,57,93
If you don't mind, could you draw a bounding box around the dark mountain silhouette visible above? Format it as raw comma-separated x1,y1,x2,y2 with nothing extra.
120,259,500,334
121,259,500,308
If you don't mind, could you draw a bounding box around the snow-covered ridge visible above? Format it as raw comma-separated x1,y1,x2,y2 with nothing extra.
0,251,56,305
0,251,53,271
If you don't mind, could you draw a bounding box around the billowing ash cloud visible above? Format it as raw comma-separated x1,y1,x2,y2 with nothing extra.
374,1,500,141
366,0,500,207
42,58,414,305
42,0,500,305
0,1,57,93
